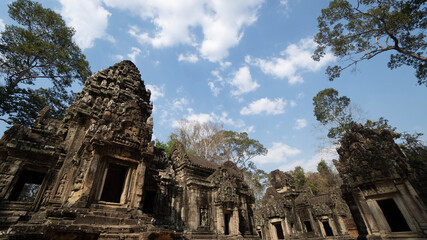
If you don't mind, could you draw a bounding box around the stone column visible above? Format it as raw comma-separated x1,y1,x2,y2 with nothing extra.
397,182,426,231
329,217,338,236
284,216,291,238
232,206,240,235
187,186,199,231
281,218,290,239
216,205,224,234
366,198,389,234
337,215,348,234
354,190,381,236
308,209,320,236
318,219,326,237
134,161,146,209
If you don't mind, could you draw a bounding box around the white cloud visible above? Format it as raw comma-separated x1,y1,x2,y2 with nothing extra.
290,100,297,107
146,84,165,101
280,0,289,6
279,145,338,172
253,142,301,164
230,66,259,96
208,82,221,97
208,70,225,96
178,53,199,63
173,98,190,111
172,110,245,129
279,0,289,13
0,19,5,32
59,0,113,49
105,0,264,62
246,38,336,84
240,98,287,115
219,61,232,69
127,47,142,62
244,125,255,133
112,54,124,61
294,118,307,130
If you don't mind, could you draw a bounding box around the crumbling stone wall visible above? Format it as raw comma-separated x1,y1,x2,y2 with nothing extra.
335,124,427,240
257,169,354,240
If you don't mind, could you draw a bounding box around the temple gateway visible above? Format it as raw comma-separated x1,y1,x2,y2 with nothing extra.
0,61,426,240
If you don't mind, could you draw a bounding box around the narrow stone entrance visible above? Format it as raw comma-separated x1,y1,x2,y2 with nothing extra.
224,213,231,235
304,221,313,232
100,163,128,203
322,221,334,236
273,222,284,239
143,190,156,214
377,198,410,232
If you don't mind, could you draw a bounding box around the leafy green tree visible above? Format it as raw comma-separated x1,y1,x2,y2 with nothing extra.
313,88,398,140
246,169,269,207
155,140,175,157
0,0,91,125
222,130,268,173
313,88,354,139
313,0,427,85
287,166,307,190
399,132,427,203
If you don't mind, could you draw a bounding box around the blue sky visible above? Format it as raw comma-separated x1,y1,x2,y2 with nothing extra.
0,0,426,173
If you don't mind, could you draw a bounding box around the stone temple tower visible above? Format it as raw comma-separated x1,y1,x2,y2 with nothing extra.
0,61,168,239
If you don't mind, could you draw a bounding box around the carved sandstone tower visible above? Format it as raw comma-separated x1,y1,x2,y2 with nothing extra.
334,124,427,240
0,61,166,239
58,60,153,208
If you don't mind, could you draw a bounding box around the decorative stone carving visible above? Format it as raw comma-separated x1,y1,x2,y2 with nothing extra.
335,124,427,239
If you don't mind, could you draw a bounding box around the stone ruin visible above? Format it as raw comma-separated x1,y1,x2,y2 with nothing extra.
1,61,426,240
256,170,356,240
0,61,260,239
334,124,427,239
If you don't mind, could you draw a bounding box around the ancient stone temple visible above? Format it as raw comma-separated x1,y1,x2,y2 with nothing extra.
334,124,427,239
256,170,355,240
0,61,260,240
145,142,259,239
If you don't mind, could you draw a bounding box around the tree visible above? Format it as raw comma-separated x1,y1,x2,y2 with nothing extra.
169,120,269,205
169,120,226,162
399,132,427,198
313,88,398,140
313,88,354,139
222,130,268,173
0,0,91,125
287,166,307,190
313,0,427,85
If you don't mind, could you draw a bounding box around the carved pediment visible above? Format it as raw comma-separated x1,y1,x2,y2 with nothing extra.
170,142,190,168
261,187,286,218
215,180,237,203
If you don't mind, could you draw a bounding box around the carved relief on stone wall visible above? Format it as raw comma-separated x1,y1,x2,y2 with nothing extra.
65,61,152,151
200,208,209,227
270,170,295,191
261,187,286,218
215,180,237,203
170,142,190,168
360,181,398,197
312,202,332,217
335,124,408,187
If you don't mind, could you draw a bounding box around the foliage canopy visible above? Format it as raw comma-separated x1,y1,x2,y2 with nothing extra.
0,0,91,125
313,88,398,140
313,0,427,85
162,120,269,206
